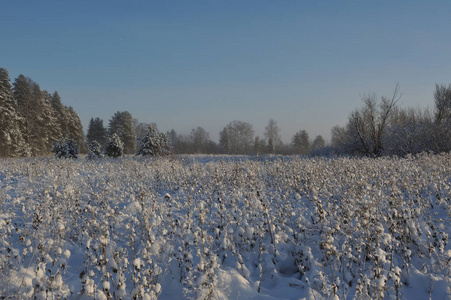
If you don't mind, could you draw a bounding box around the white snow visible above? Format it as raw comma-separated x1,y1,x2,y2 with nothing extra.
0,153,449,299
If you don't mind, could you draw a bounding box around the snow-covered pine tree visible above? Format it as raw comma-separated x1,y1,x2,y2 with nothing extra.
0,68,28,157
108,111,136,155
52,136,79,159
120,111,135,154
37,89,61,153
50,91,70,138
136,124,171,156
108,111,123,138
87,140,104,159
13,74,35,154
66,106,85,153
14,75,61,156
30,84,49,154
104,133,124,158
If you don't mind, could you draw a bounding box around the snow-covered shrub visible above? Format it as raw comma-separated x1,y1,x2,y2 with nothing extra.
136,124,171,156
51,136,79,158
104,133,123,158
87,140,104,159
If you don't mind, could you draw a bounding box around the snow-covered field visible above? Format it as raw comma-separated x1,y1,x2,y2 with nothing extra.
0,154,450,299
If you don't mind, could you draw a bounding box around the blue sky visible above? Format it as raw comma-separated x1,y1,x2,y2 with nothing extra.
2,1,451,142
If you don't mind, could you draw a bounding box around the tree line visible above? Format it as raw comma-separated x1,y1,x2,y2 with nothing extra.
2,67,451,157
86,116,325,156
82,83,451,157
0,67,321,157
330,84,451,156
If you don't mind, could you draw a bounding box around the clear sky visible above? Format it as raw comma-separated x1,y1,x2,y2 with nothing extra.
2,0,451,143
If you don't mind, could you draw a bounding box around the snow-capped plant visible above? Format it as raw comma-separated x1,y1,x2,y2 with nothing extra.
87,140,104,159
52,136,79,158
104,133,123,158
136,124,171,157
0,153,450,299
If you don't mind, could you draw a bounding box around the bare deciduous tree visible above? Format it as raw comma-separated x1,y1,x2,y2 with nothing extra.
219,121,254,154
264,119,282,154
432,84,451,152
346,85,401,156
190,126,211,154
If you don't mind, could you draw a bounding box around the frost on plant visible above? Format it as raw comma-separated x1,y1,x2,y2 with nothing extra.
0,153,450,299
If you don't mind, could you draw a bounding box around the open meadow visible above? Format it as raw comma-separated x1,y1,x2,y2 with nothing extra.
0,154,450,299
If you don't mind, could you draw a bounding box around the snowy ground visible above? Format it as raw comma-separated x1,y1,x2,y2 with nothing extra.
0,153,450,299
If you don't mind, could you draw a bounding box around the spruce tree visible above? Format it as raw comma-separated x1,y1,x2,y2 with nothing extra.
104,133,123,158
13,76,60,156
0,68,27,157
51,91,70,138
87,140,104,159
52,136,79,159
51,92,84,153
66,106,85,153
108,111,123,138
42,90,61,142
32,86,60,154
13,74,34,153
87,117,107,146
108,111,136,154
136,124,171,156
120,111,135,154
